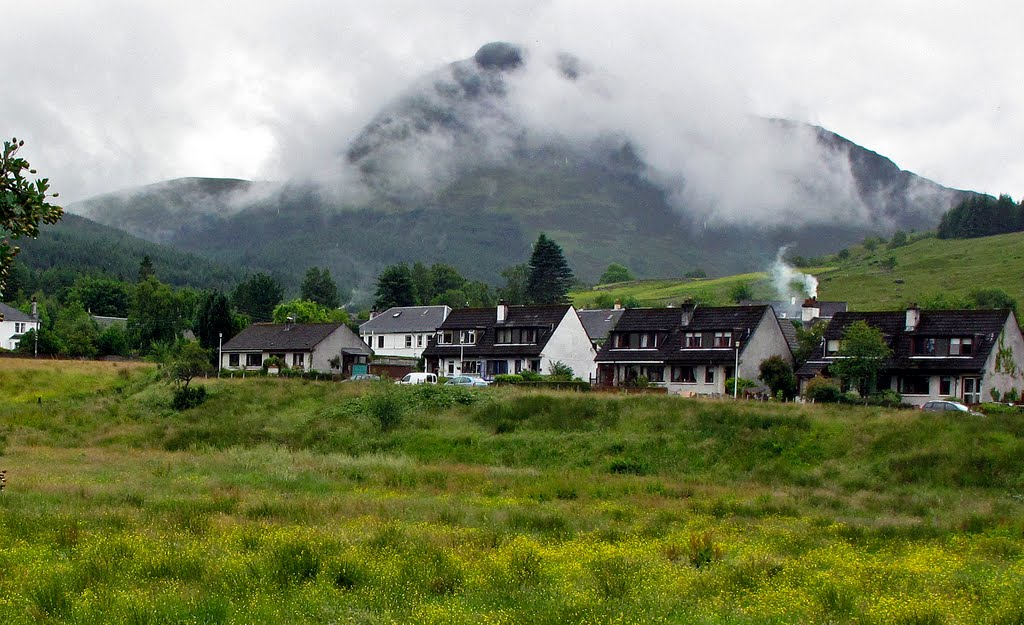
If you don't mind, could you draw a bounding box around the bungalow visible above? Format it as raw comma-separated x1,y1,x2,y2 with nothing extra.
421,302,596,380
359,305,451,359
0,302,39,351
796,307,1024,406
595,304,794,395
220,322,371,376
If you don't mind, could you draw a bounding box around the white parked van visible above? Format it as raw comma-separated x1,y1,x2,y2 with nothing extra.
397,372,438,385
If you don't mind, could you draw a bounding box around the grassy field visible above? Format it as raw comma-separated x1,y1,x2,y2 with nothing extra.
2,359,1024,624
571,231,1024,311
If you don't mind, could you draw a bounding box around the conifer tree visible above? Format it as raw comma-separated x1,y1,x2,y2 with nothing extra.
526,234,574,305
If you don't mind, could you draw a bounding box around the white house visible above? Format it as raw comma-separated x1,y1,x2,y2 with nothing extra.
421,303,597,380
0,302,39,351
220,322,371,376
359,305,451,359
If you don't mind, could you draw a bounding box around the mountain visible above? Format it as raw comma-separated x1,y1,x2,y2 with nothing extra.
66,42,976,303
12,213,249,292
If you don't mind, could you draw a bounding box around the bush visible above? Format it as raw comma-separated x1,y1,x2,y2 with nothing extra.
365,382,406,431
519,370,543,382
867,389,903,408
548,361,574,380
172,385,207,410
804,377,846,404
262,356,287,373
723,377,758,397
493,374,524,385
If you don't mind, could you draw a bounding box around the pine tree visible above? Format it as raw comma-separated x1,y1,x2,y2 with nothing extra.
300,267,340,309
231,273,283,322
526,234,574,305
137,255,155,282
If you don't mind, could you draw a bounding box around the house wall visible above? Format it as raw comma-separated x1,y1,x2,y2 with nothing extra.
316,326,370,372
541,308,597,380
662,364,730,396
739,310,794,379
360,331,432,359
437,356,540,378
981,313,1024,401
0,319,39,351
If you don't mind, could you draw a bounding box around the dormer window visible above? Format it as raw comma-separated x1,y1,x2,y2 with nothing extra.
826,340,841,355
684,332,702,348
496,328,537,344
460,330,476,345
639,333,657,348
912,337,936,356
713,332,733,348
440,330,454,345
950,337,973,355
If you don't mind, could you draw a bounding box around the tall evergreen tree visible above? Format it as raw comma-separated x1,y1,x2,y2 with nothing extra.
137,255,155,282
300,267,340,309
526,234,574,305
374,264,416,310
231,273,283,322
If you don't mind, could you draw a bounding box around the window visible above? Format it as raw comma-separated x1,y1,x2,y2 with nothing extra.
950,337,973,355
899,376,931,395
448,361,455,375
912,337,936,355
530,359,541,372
704,367,715,384
377,335,384,349
460,330,476,344
441,330,454,345
417,334,424,347
612,333,627,348
462,360,480,374
487,360,509,376
939,376,953,396
514,359,522,373
228,353,240,367
14,322,25,333
495,328,536,344
826,340,841,355
405,335,413,348
672,366,697,383
713,332,733,348
292,353,304,368
245,353,262,367
646,366,664,382
639,333,657,348
684,332,702,348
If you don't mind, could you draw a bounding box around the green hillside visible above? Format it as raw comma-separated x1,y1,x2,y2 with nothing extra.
1,359,1022,623
573,231,1024,311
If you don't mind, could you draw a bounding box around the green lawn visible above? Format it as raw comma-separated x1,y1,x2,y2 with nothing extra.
1,360,1022,623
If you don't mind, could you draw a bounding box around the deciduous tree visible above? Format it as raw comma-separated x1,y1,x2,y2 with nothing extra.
374,264,415,310
300,267,340,309
1,138,63,296
829,320,892,396
231,272,283,322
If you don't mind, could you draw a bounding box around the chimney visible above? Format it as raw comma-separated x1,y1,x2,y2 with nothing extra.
801,297,820,323
680,300,695,326
497,299,508,323
369,310,379,320
905,304,920,331
613,299,622,310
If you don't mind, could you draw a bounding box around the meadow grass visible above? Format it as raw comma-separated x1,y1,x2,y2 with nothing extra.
1,360,1023,623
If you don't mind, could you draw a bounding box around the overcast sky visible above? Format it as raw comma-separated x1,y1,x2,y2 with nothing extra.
6,0,1022,203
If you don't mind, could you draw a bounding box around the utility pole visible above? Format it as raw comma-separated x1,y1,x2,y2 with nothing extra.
733,340,742,399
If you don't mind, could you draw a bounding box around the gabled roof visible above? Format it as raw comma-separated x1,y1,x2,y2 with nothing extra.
0,302,34,323
422,305,572,358
222,323,363,353
818,309,1012,373
577,309,624,342
359,306,450,333
596,305,775,364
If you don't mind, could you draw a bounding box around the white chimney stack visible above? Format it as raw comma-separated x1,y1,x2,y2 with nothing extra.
801,297,820,323
905,304,920,331
497,300,508,323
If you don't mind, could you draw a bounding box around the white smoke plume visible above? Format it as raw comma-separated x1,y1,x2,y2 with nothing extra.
770,246,818,302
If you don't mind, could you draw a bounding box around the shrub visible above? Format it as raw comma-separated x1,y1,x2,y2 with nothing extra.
867,389,903,408
804,377,845,403
262,355,287,372
172,385,207,410
493,374,524,385
687,530,723,568
991,388,1002,402
723,377,758,397
519,369,543,382
1005,388,1020,403
548,361,574,380
365,382,406,431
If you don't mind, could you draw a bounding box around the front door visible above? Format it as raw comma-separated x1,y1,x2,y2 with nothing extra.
962,377,981,404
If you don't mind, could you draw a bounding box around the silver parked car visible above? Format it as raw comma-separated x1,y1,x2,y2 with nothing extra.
921,400,983,416
444,375,490,387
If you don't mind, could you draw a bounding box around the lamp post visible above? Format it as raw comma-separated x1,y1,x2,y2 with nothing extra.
218,332,223,376
31,296,38,359
733,339,742,399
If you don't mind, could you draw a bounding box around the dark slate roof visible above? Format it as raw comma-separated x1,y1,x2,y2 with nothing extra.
596,305,775,364
222,323,351,352
741,299,847,320
422,305,571,358
577,309,624,342
359,306,450,333
814,309,1012,374
817,301,849,318
0,302,34,323
779,319,800,352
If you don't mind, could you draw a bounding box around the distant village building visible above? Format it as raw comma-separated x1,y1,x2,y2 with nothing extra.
422,302,596,380
0,302,39,351
595,304,793,395
221,322,370,376
797,307,1024,406
359,306,451,359
577,307,625,350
